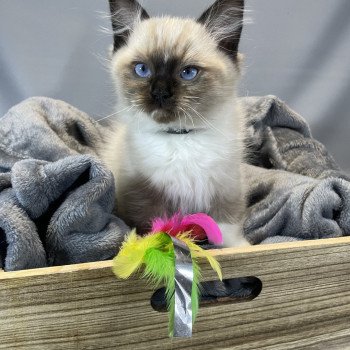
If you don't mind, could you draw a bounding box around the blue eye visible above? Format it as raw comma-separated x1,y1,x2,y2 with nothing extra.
180,66,198,80
134,63,151,78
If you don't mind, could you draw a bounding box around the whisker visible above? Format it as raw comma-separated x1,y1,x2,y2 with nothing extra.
178,108,182,131
179,106,195,130
185,104,234,140
94,105,133,123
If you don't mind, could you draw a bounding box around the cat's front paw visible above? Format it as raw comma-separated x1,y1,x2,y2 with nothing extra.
218,223,250,247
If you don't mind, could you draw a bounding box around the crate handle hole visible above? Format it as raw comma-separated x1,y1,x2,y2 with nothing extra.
151,276,262,312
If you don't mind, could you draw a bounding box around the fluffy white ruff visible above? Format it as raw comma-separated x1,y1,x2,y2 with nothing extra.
103,99,246,247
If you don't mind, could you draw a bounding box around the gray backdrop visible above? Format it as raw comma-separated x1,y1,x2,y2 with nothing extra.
1,0,350,170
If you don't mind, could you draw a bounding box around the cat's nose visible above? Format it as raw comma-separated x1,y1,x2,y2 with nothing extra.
151,81,173,106
151,89,172,101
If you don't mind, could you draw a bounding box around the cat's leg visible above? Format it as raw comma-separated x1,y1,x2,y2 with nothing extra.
218,222,250,247
118,175,170,232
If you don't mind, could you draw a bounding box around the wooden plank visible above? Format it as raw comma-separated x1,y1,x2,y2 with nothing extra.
0,237,350,349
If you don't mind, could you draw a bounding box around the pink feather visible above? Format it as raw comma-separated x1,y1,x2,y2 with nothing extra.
151,213,223,245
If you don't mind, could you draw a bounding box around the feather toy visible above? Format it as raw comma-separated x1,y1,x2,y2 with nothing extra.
113,213,223,337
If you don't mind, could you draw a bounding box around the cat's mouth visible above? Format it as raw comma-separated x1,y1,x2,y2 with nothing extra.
149,109,206,134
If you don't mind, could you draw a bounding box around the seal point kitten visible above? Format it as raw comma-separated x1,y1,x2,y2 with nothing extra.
103,0,249,246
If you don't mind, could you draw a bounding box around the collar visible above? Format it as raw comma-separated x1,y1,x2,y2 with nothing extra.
166,128,192,135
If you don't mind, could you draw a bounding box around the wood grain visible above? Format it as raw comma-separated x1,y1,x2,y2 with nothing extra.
1,237,350,349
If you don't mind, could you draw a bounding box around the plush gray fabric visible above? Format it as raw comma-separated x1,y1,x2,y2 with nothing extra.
0,97,129,271
242,96,350,243
0,95,348,271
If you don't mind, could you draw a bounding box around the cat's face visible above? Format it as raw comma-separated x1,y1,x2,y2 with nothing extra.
109,0,244,127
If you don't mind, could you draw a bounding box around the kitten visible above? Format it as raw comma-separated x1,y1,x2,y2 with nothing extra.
102,0,249,246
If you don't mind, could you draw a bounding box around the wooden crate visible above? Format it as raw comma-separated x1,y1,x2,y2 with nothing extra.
1,237,350,349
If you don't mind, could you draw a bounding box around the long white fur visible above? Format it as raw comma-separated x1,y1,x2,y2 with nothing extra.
103,101,249,247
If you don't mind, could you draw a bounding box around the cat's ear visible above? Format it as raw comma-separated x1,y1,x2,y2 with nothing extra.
108,0,149,51
198,0,244,61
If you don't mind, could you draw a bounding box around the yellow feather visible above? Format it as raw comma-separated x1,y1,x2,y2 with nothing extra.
177,233,222,281
113,230,144,279
113,231,170,279
113,230,222,282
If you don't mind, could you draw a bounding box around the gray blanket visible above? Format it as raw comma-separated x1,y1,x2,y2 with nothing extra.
0,98,129,271
242,96,350,243
0,96,348,271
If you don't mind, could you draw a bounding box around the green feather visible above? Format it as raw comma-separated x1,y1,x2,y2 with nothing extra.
113,231,222,337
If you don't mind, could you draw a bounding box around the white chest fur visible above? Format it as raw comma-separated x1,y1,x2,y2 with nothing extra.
102,107,248,246
139,132,232,211
110,112,243,215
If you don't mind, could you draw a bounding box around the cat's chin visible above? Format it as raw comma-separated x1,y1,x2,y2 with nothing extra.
150,109,178,124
